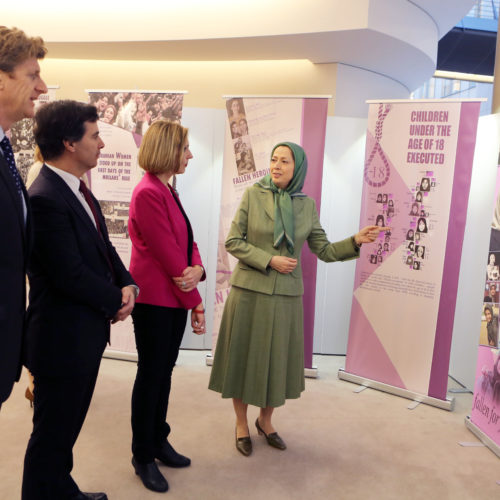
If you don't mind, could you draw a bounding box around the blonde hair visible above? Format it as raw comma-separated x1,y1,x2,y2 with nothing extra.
138,120,188,175
0,26,46,73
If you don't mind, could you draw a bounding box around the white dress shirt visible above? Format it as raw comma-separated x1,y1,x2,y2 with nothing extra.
45,164,97,229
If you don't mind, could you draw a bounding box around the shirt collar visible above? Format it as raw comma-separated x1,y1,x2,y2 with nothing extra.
45,163,82,192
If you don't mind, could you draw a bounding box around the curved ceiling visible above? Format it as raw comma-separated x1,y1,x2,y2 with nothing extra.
3,0,475,91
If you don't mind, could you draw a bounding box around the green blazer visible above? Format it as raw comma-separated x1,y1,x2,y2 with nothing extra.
226,184,359,296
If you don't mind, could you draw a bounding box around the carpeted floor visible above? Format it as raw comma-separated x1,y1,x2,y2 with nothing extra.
0,351,498,499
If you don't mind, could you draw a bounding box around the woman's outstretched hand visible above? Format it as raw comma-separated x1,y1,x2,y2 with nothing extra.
355,225,390,245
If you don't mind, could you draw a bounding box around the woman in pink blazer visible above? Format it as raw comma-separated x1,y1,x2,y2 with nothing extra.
128,120,206,493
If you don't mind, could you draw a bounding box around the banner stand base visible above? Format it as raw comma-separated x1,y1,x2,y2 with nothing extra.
304,367,318,379
104,349,137,362
465,415,500,459
206,354,318,378
338,369,455,411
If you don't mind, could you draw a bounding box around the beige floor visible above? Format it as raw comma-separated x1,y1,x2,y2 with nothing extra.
0,351,498,500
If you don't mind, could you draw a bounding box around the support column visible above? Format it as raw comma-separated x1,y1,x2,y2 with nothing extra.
491,14,500,113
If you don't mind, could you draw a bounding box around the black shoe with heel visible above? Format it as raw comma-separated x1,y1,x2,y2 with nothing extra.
235,428,252,456
132,456,169,492
255,418,286,450
70,493,108,500
155,441,191,468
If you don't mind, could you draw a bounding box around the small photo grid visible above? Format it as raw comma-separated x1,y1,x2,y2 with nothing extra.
482,250,500,348
403,174,435,270
226,98,256,176
369,193,394,265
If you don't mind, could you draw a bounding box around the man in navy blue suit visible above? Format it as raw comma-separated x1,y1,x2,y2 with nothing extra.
22,100,138,500
0,26,47,406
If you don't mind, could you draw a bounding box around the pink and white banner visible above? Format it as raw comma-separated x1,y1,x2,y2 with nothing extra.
87,90,185,354
469,174,500,451
345,99,481,401
213,96,329,369
470,346,500,445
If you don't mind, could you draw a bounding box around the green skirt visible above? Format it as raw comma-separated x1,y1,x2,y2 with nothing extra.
208,286,305,408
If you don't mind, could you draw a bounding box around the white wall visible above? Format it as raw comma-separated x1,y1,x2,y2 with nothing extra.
313,116,368,354
177,108,225,349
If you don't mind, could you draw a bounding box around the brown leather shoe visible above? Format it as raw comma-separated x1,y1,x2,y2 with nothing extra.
25,387,34,408
255,418,286,450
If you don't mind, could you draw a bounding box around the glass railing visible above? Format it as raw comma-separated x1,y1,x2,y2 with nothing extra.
411,76,492,116
467,0,499,20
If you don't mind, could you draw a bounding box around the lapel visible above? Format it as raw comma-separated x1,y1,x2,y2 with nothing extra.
40,165,112,264
256,186,307,222
292,195,306,214
257,187,275,222
148,172,187,238
0,153,25,233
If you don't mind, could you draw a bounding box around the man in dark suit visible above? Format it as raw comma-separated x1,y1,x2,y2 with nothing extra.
0,26,47,406
22,100,138,500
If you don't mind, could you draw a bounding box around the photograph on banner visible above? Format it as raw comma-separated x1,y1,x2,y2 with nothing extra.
89,91,182,133
87,90,185,353
213,97,305,343
483,281,499,304
470,346,500,442
346,100,480,398
8,87,58,183
480,303,499,348
88,90,185,268
478,189,500,348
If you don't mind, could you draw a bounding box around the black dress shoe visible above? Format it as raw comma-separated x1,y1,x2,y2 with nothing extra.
235,429,252,456
255,418,286,450
155,441,191,467
132,456,169,492
71,493,108,500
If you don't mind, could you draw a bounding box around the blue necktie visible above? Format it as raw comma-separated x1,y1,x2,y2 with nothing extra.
0,135,23,196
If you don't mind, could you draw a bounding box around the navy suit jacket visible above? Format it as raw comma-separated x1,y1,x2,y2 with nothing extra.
25,165,135,376
0,154,31,403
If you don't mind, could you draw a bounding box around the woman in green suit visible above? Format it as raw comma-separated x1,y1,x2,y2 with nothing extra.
209,142,387,456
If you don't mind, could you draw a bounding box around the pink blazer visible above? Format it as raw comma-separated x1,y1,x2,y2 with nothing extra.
129,172,204,310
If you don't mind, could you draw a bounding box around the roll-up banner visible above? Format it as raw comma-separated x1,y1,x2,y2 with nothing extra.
9,86,59,182
87,90,185,356
341,99,482,409
467,174,500,457
210,96,329,372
